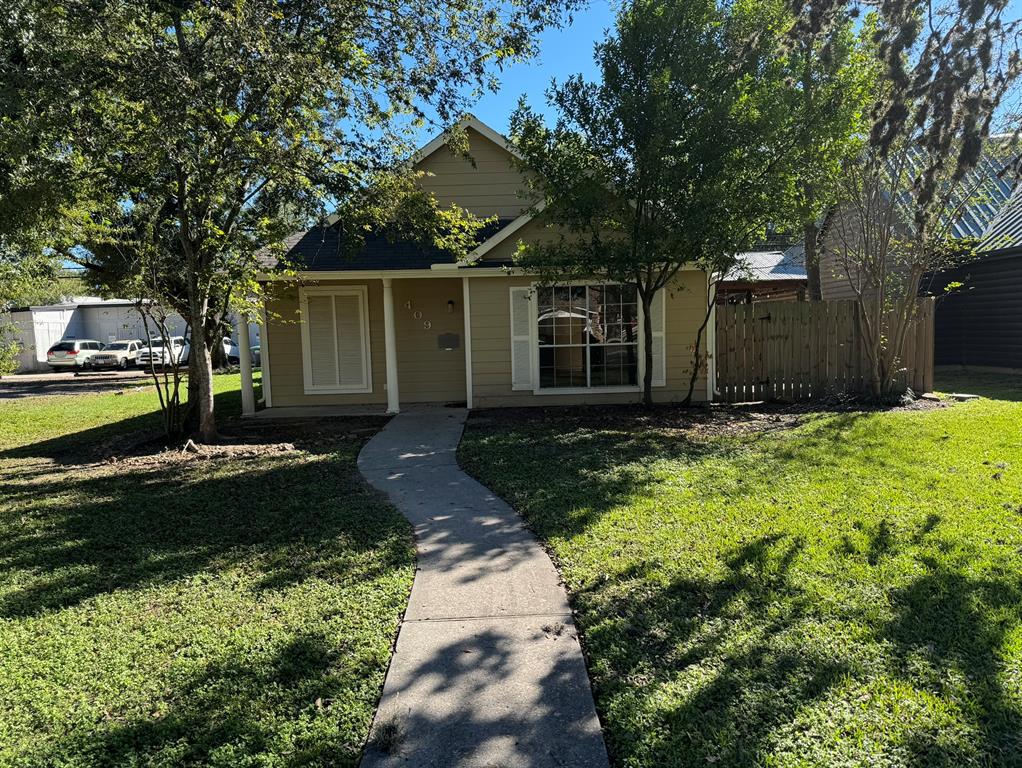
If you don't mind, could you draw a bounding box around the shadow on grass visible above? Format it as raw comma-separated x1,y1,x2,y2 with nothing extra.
0,428,404,619
2,420,412,766
461,406,1022,765
46,631,371,766
934,369,1022,402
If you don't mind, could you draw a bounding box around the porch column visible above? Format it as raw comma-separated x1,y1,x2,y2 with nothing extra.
237,316,255,416
462,276,473,409
382,277,400,413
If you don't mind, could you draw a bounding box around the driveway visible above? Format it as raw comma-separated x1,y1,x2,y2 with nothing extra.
0,370,153,399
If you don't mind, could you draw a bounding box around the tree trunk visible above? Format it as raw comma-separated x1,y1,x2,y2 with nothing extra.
191,336,218,442
804,219,822,301
640,289,654,407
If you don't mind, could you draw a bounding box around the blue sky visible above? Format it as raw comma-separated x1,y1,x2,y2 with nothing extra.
419,0,1022,144
434,0,618,138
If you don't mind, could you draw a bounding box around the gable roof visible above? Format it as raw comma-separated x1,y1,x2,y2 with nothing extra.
413,114,523,165
261,115,531,273
258,218,516,273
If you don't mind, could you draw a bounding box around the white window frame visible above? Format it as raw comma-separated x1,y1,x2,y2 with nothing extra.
531,281,646,396
299,285,373,395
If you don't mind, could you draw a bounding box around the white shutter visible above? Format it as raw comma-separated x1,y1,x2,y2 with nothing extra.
301,287,371,393
307,295,338,388
509,287,534,391
334,293,367,389
650,288,666,387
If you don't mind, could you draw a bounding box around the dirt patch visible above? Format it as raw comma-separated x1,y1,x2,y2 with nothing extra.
468,395,950,440
90,416,390,467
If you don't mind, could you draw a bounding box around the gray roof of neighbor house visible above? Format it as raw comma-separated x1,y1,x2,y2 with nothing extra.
258,219,515,272
978,183,1022,253
725,244,807,282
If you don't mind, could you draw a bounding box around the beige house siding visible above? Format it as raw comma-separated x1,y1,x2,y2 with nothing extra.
415,128,534,220
392,278,466,403
467,272,709,408
265,280,388,407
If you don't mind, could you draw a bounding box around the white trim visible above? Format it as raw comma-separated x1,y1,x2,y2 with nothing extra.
413,114,524,165
534,385,641,396
382,278,400,413
299,285,373,395
650,288,666,387
706,274,717,402
465,201,546,262
257,264,706,282
462,277,473,409
260,305,273,408
257,267,520,281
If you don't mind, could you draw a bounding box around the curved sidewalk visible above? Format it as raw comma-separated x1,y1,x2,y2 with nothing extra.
358,408,609,768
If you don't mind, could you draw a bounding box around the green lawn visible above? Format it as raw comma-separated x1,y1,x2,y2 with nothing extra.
0,376,413,767
460,377,1022,767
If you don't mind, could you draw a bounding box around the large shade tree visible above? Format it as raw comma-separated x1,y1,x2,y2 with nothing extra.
510,0,847,405
1,0,581,440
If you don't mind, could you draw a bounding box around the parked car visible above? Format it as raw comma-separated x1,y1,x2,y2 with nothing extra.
46,339,104,371
137,336,239,369
137,337,189,369
91,340,144,370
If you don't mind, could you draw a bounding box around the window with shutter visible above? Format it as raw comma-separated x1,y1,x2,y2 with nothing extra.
300,286,372,394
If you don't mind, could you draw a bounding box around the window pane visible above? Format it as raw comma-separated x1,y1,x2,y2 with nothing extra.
538,317,554,346
537,287,553,313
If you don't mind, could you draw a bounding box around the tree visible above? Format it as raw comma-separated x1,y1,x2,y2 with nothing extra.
807,0,1022,396
510,0,835,405
784,16,877,300
3,0,580,441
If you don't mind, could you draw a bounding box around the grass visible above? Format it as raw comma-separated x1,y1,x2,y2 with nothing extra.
0,371,261,452
459,375,1022,768
0,375,414,767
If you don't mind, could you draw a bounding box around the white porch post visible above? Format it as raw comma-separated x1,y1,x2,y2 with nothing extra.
382,277,400,413
237,316,255,416
706,273,717,403
462,276,473,409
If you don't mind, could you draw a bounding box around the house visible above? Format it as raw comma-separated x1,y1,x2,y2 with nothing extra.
717,244,807,304
927,187,1022,371
252,116,711,414
819,140,1020,372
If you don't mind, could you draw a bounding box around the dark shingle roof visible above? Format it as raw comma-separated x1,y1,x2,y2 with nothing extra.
260,219,516,272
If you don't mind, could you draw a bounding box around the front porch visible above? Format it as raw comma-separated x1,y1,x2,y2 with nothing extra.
238,275,473,418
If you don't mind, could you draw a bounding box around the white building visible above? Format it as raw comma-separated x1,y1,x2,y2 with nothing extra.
4,297,259,373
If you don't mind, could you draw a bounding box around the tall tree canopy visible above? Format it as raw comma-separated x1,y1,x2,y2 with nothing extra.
1,0,580,439
511,0,843,405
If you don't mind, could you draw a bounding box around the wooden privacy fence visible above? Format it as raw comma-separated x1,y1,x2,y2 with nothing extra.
714,299,935,403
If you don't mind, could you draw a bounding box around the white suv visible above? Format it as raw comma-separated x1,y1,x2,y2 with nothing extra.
91,340,144,370
137,337,189,369
47,339,104,371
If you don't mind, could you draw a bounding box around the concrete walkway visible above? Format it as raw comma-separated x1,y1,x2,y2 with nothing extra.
358,408,609,768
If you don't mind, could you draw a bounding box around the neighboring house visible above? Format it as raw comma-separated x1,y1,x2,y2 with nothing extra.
819,141,1020,371
3,298,258,373
718,244,807,304
927,187,1022,370
254,115,711,413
